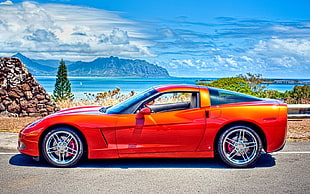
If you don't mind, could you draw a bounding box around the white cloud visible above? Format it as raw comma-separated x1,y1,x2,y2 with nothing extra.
0,0,13,5
159,28,176,39
248,38,310,73
0,1,154,60
254,38,310,56
109,28,129,45
24,29,58,42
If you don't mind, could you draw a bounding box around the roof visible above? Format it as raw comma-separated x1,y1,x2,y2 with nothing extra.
154,84,200,93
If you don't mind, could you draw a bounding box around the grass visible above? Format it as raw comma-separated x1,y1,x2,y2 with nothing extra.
0,117,39,133
56,90,133,109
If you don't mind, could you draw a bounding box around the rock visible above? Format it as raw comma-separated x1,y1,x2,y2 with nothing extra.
26,107,37,113
20,110,28,117
28,99,38,107
0,89,7,96
40,112,48,117
0,57,59,117
8,91,20,98
24,90,33,100
37,104,46,109
8,101,20,113
39,99,49,104
19,99,28,110
36,94,45,100
0,103,5,111
46,105,55,112
2,99,12,107
22,83,31,91
11,87,24,97
28,113,41,117
2,67,10,73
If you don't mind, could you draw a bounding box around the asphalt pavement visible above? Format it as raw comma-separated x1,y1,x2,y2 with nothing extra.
1,132,310,193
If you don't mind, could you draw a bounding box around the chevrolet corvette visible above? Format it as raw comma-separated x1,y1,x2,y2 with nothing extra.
18,84,287,168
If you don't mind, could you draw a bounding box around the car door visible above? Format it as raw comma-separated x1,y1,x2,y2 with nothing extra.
115,92,206,154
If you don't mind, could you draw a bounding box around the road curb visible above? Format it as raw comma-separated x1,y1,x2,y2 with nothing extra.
0,132,19,151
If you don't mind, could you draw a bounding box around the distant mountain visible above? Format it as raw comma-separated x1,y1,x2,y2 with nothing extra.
68,56,170,77
32,59,74,68
11,53,56,75
10,53,170,77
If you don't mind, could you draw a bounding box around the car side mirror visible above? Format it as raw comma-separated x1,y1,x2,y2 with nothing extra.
136,107,151,119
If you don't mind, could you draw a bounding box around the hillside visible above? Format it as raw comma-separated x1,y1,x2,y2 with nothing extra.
11,53,170,77
68,56,170,77
12,53,56,75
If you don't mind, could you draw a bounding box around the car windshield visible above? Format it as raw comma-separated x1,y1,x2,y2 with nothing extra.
106,87,157,114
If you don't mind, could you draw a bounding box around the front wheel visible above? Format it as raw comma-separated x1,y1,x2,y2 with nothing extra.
42,127,84,167
217,125,262,168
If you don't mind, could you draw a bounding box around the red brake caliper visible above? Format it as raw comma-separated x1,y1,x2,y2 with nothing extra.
226,140,234,153
67,140,76,157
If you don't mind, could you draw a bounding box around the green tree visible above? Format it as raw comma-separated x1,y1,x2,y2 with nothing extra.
197,77,253,95
237,73,266,93
285,85,310,104
52,59,74,102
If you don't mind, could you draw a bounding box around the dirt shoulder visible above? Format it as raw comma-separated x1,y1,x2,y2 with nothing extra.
0,116,309,142
287,119,310,142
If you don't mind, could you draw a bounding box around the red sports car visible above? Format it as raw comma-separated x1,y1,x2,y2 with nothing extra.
18,84,287,168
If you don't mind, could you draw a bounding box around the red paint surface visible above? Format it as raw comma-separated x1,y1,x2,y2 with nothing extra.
18,85,287,159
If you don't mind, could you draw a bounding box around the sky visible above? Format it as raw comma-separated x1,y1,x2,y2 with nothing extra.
0,0,310,78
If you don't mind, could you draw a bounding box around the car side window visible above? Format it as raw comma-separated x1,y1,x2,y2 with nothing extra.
209,88,262,106
145,92,199,113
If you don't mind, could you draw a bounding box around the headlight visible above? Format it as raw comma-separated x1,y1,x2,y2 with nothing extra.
24,119,43,129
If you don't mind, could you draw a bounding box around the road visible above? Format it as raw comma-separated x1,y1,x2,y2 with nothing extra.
0,142,310,193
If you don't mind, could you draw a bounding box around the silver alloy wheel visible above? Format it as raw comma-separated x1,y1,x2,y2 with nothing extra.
223,129,258,164
45,130,79,165
218,125,262,168
42,128,84,167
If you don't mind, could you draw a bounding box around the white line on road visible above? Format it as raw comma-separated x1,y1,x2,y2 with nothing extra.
0,152,19,155
275,151,310,154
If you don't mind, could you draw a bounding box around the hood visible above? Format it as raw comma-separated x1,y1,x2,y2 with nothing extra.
49,105,104,117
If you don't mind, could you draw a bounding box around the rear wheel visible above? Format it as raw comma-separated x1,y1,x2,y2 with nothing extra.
217,125,262,168
42,127,84,167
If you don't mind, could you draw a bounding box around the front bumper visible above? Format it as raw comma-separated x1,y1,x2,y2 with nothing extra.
18,132,40,157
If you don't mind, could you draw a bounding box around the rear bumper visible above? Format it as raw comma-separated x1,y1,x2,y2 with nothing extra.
271,140,286,153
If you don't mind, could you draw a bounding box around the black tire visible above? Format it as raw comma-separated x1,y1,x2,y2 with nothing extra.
42,127,84,167
217,125,262,168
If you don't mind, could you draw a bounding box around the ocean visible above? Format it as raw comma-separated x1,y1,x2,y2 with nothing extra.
35,76,310,99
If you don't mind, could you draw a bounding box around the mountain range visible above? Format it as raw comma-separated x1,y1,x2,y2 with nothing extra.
10,53,170,77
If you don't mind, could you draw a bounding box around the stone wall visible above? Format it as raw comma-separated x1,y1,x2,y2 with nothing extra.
0,57,59,117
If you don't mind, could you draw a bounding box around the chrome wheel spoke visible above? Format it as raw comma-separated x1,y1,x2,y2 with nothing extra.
58,152,62,162
66,149,76,155
52,134,61,144
48,144,58,151
244,141,257,149
225,141,235,148
228,148,238,159
67,146,77,153
238,129,245,142
47,148,58,154
241,151,250,161
64,135,73,145
225,138,237,146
